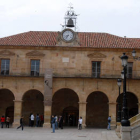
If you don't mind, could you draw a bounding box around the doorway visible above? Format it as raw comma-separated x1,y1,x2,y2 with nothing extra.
63,106,79,126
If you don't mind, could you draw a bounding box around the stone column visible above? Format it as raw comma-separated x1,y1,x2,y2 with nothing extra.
43,69,53,128
43,102,52,127
12,100,22,127
116,122,121,132
108,102,117,129
79,102,87,128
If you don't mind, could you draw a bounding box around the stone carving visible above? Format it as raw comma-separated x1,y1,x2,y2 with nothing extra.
0,50,15,56
87,52,106,58
26,50,45,57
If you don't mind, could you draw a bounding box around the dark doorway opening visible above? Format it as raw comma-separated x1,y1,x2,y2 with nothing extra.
86,91,109,128
5,106,14,123
63,106,79,126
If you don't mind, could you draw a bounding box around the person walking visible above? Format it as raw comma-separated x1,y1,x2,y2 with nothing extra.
6,116,10,128
51,115,56,133
1,116,5,128
55,115,58,129
17,116,24,130
78,117,82,130
107,116,111,130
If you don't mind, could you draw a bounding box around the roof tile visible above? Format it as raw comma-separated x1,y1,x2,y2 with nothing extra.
0,31,140,48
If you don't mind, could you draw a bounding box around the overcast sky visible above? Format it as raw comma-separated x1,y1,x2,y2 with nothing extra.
0,0,140,38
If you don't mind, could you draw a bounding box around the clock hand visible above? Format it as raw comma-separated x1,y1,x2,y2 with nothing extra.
65,35,69,39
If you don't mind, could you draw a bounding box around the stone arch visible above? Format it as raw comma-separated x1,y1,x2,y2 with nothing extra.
116,92,138,119
22,89,44,125
52,88,79,126
86,91,109,128
0,89,15,123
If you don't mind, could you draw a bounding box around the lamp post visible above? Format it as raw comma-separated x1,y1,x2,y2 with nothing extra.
120,53,130,126
117,79,122,122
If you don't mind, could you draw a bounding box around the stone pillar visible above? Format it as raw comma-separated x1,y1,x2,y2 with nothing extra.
116,122,121,132
121,127,131,140
12,100,22,127
43,69,53,128
43,103,52,127
79,102,87,128
108,102,117,129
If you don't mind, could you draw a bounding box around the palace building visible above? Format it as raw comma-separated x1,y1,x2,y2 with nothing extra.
0,6,140,128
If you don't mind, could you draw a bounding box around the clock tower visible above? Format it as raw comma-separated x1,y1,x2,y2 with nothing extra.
56,4,80,46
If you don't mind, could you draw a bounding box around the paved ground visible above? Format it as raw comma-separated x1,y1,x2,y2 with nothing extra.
0,127,120,140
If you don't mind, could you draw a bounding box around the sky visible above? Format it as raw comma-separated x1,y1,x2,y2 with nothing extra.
0,0,140,38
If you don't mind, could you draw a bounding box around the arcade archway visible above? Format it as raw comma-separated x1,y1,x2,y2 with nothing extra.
0,89,15,123
116,92,138,119
22,89,44,125
52,88,79,126
86,91,109,128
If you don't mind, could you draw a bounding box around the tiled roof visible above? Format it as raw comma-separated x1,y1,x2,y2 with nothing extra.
0,31,139,48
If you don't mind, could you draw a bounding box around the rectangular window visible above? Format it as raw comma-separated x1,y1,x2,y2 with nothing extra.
127,62,133,78
1,59,10,75
92,62,101,78
31,60,40,76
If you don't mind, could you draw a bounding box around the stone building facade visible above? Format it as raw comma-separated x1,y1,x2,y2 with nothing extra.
0,30,140,128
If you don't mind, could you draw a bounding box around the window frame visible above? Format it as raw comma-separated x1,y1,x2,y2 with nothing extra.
127,62,133,79
30,59,40,76
91,61,101,78
0,59,10,75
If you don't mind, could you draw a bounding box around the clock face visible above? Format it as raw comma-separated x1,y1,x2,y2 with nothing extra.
62,30,74,41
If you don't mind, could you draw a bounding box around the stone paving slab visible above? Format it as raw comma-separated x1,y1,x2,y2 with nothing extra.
0,127,120,140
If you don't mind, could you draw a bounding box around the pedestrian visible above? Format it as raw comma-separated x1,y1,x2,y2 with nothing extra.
107,116,111,130
55,115,58,129
36,114,40,127
29,113,32,127
40,114,44,127
78,117,82,130
1,115,5,128
59,116,63,129
17,116,24,130
31,114,34,127
6,116,10,128
51,115,56,133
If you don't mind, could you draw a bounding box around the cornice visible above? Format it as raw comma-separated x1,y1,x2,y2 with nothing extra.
26,50,45,57
87,52,106,58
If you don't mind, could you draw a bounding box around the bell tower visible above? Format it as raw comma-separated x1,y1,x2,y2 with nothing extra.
56,4,80,46
64,3,78,31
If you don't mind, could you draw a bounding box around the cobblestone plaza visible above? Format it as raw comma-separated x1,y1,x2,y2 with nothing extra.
0,127,120,140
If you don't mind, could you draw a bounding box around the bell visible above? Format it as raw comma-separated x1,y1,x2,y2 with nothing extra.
66,18,74,27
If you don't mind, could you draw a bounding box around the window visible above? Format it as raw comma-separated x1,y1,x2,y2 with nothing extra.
31,60,40,76
92,62,101,78
1,59,10,75
127,62,133,78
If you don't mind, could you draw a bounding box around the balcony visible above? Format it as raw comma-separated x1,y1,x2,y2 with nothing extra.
0,68,140,79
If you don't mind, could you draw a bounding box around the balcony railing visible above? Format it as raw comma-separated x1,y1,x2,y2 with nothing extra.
1,68,140,79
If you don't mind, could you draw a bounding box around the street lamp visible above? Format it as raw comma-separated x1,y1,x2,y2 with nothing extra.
132,50,136,58
121,70,124,79
120,53,130,126
117,78,122,122
132,49,140,60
